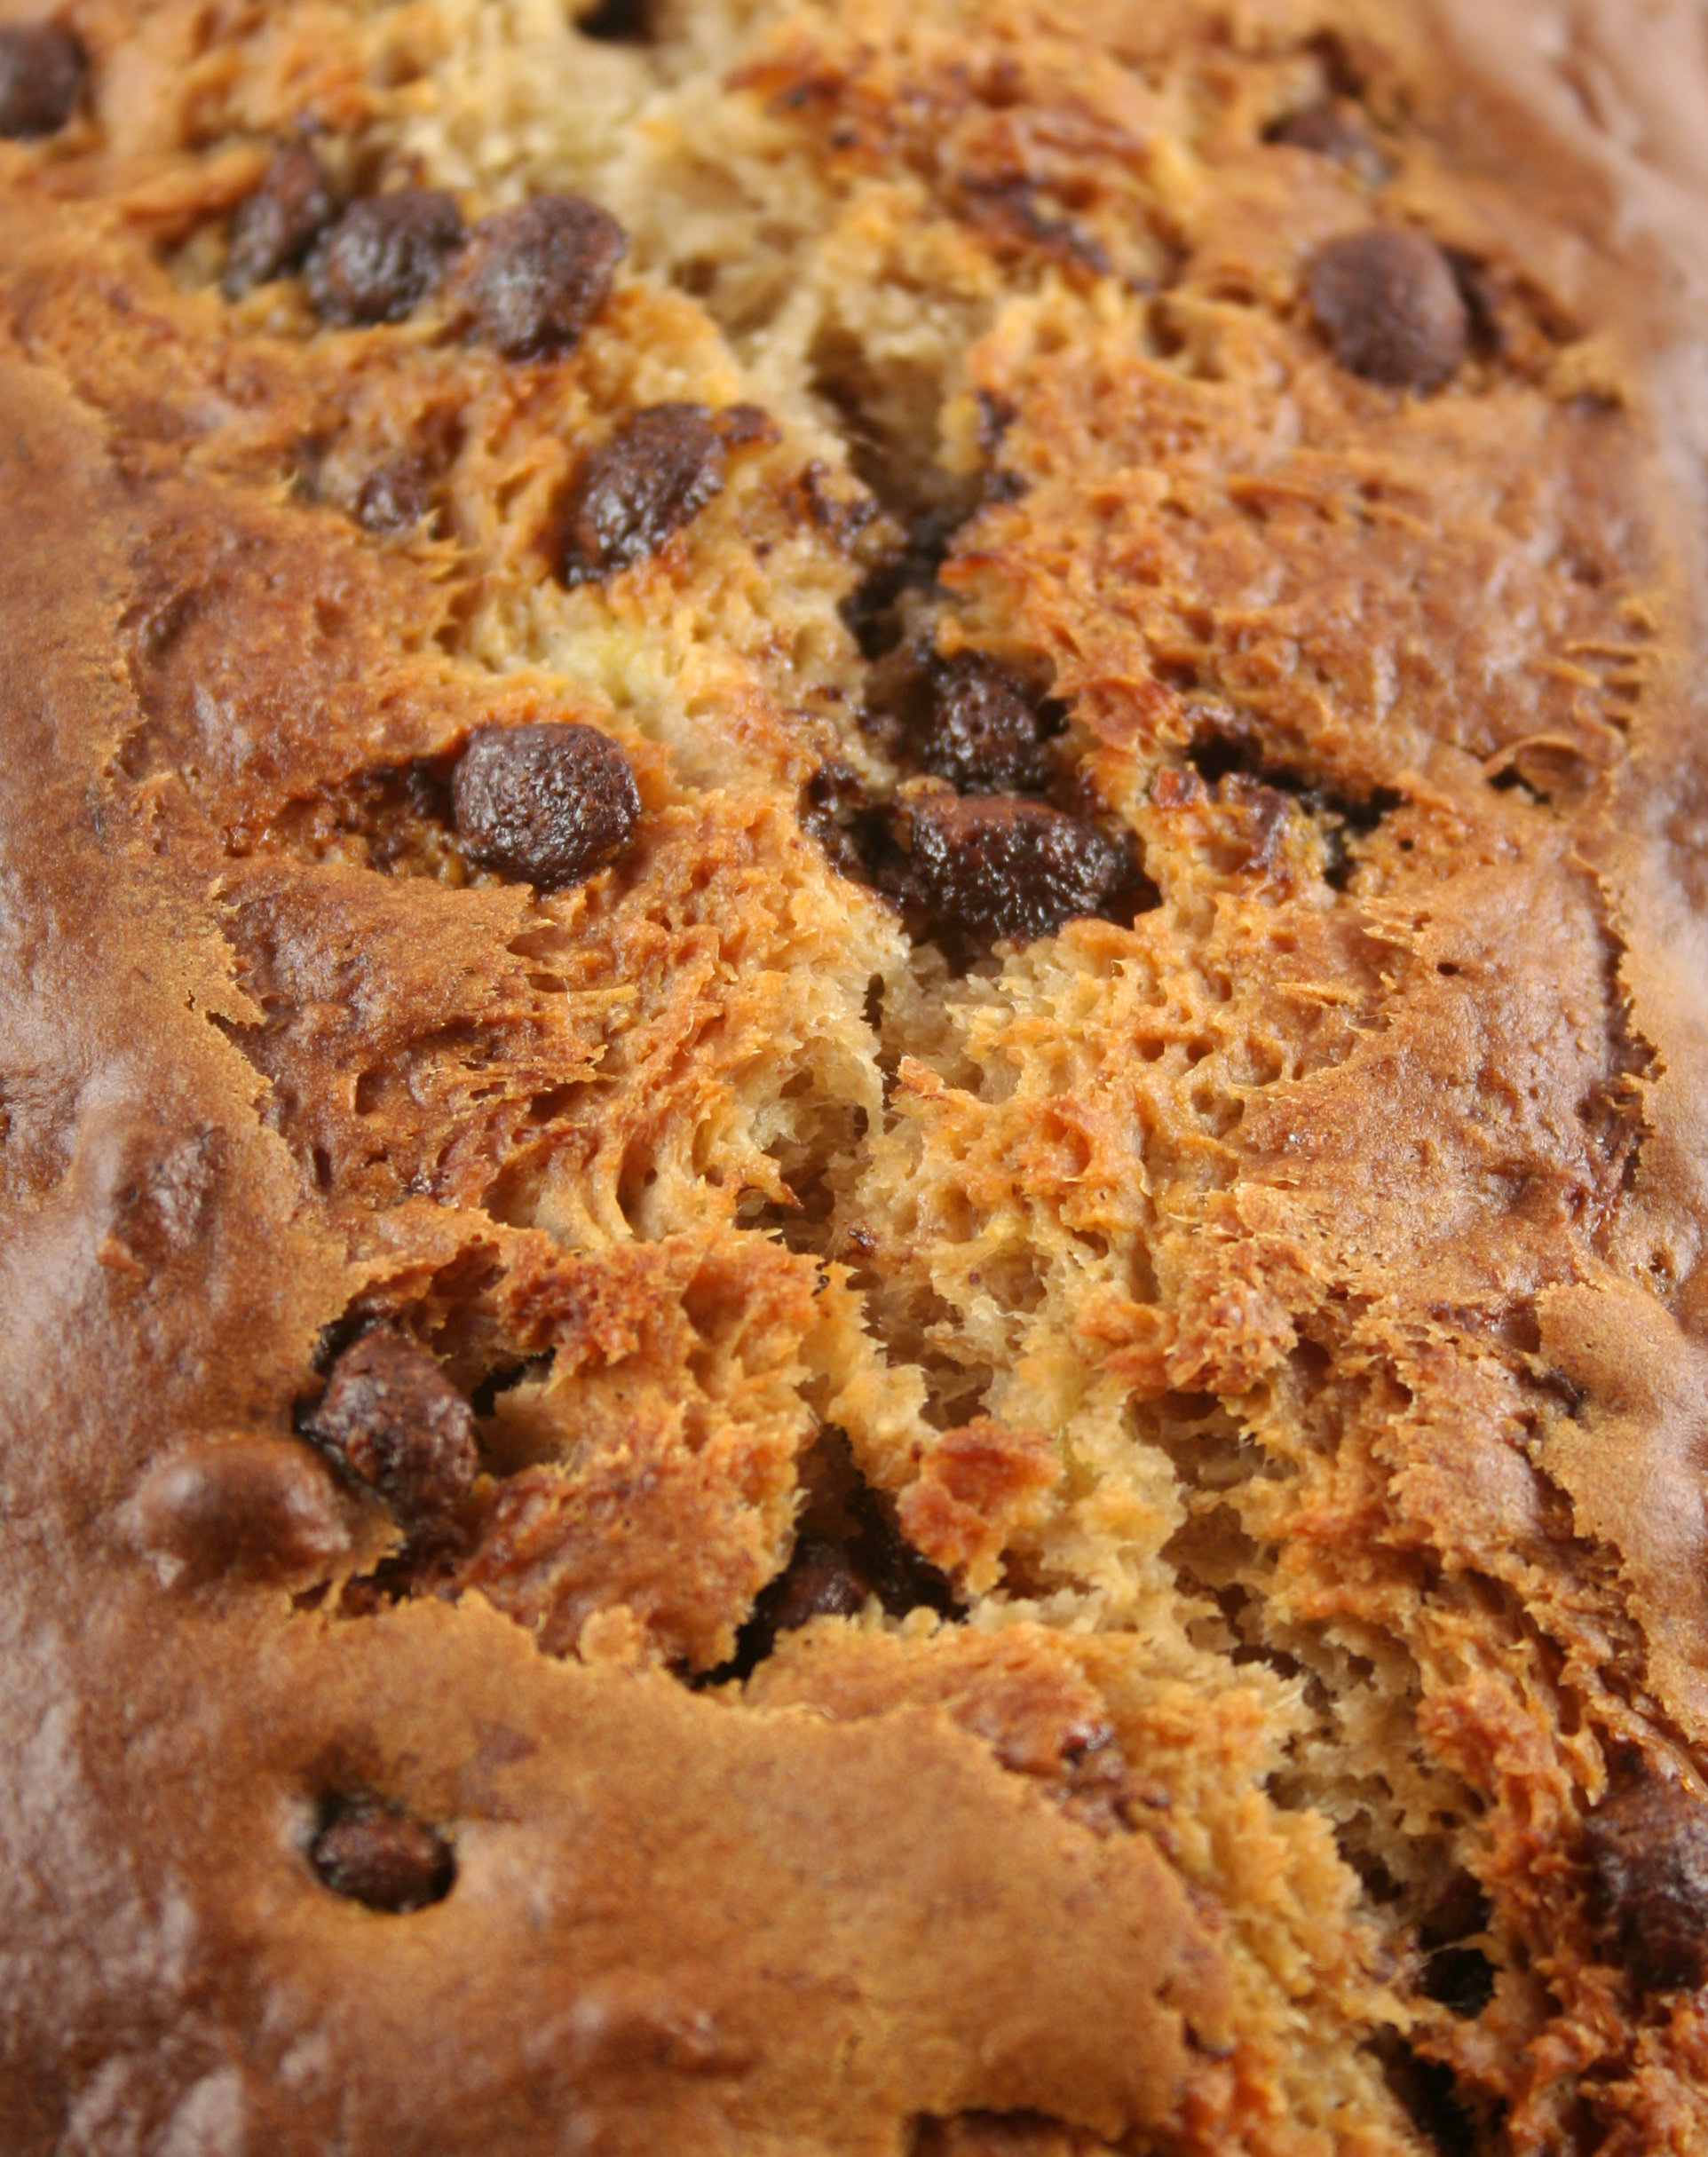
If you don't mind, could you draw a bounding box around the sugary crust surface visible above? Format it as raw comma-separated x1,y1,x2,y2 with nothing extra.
8,2,1708,2153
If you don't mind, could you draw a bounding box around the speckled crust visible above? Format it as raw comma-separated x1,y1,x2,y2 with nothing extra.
7,2,1708,2153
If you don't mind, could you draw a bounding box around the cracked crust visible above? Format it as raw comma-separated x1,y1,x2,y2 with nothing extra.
7,2,1708,2153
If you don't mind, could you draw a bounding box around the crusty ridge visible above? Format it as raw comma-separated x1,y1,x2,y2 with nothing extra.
6,2,1708,2153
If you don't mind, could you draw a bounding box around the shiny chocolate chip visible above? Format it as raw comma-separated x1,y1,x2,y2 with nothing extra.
1308,227,1467,391
902,794,1141,945
452,720,640,889
310,1798,454,1912
308,188,465,327
561,404,724,585
466,193,627,360
224,144,336,298
1586,1782,1708,1993
307,1326,478,1529
130,1434,349,1586
913,653,1055,795
0,20,83,138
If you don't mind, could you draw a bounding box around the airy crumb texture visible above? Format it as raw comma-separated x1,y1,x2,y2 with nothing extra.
6,1,1708,2153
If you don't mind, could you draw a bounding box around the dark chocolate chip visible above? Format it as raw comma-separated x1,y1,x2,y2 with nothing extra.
451,720,641,889
0,21,83,138
130,1434,349,1585
465,193,626,360
575,0,652,39
306,1326,478,1529
1308,227,1468,391
223,145,337,299
561,404,725,585
912,653,1055,795
356,453,436,534
770,1538,874,1632
308,188,466,327
1586,1782,1708,1993
900,794,1142,945
703,1429,958,1685
310,1798,454,1912
800,759,884,881
839,499,967,660
1265,99,1389,182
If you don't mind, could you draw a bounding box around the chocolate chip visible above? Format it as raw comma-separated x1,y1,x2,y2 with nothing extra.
800,760,884,881
769,1539,874,1632
840,497,973,660
451,720,641,889
223,145,336,298
310,1798,454,1912
900,794,1142,945
465,193,626,360
1266,99,1389,182
575,0,652,38
1586,1782,1708,1992
306,1326,478,1529
308,189,465,327
1308,227,1468,391
356,454,436,535
561,404,725,585
705,1430,957,1684
913,654,1055,795
130,1434,349,1586
0,21,84,138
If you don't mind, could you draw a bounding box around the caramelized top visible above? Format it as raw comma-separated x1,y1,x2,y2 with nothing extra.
7,3,1708,2153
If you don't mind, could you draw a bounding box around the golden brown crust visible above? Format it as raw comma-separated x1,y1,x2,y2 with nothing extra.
9,2,1708,2152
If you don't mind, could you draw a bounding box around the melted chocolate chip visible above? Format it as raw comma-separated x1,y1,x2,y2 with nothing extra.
1308,227,1468,391
1586,1782,1708,1992
306,1326,478,1529
356,454,436,535
465,193,627,360
308,189,465,327
840,495,977,661
1265,99,1389,182
451,720,641,889
310,1798,454,1912
0,21,83,138
800,760,885,881
913,654,1055,795
223,145,336,298
900,794,1142,946
561,404,725,585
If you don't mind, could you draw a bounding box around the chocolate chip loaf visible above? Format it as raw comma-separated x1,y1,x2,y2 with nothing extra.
6,1,1708,2152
